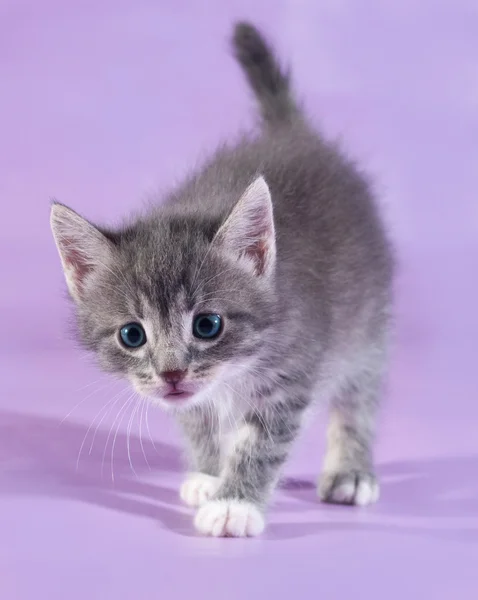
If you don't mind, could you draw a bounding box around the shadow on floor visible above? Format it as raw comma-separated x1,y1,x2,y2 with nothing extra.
281,456,478,519
0,409,191,533
1,410,477,543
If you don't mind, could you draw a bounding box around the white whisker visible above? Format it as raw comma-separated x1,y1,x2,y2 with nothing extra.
60,379,116,425
101,393,133,479
88,386,129,455
138,397,151,470
145,401,160,454
110,394,135,482
76,393,120,471
126,396,140,477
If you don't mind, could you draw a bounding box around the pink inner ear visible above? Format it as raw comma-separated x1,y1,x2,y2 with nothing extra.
245,238,269,276
243,201,273,276
64,244,92,294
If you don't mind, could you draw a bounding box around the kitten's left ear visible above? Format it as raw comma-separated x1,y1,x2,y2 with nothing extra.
50,202,114,302
214,176,276,278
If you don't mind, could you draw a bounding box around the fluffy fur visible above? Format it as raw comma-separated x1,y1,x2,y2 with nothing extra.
51,22,394,537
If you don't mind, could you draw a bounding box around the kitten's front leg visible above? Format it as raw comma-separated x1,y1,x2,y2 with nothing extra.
177,408,221,508
194,397,307,537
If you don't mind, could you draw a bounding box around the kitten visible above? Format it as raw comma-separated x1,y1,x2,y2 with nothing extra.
51,22,394,537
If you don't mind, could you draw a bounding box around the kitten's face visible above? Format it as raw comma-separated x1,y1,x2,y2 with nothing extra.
76,238,275,411
51,177,276,412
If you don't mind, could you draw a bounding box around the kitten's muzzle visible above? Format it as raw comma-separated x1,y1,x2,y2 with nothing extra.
159,370,195,401
156,372,203,403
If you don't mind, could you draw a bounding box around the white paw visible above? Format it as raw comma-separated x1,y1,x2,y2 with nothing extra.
194,500,265,537
318,471,380,506
180,473,220,507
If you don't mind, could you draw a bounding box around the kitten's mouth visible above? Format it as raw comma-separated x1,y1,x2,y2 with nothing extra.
140,381,204,405
160,381,203,402
163,389,194,400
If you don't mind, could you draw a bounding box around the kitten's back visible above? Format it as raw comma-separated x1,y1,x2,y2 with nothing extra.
161,23,393,327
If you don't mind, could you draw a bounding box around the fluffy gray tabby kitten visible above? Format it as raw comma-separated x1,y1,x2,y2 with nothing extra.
51,22,393,537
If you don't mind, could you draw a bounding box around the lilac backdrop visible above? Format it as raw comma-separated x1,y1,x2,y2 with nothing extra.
1,1,477,598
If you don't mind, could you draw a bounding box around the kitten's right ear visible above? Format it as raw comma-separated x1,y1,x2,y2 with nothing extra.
50,203,114,302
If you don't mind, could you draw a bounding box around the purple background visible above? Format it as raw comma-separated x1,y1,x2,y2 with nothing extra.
1,1,477,598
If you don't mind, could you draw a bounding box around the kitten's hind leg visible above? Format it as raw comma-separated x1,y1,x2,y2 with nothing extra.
318,362,384,507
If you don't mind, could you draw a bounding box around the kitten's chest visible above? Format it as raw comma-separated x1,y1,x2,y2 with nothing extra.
210,382,251,458
213,384,246,432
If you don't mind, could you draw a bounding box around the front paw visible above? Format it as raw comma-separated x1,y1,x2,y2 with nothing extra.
180,473,220,507
318,470,379,506
194,500,265,537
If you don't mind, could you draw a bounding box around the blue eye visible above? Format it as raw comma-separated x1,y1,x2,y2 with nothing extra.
193,314,222,340
120,323,146,348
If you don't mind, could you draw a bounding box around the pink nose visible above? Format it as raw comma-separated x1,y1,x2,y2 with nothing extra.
160,370,187,385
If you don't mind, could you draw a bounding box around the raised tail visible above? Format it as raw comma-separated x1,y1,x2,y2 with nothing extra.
232,22,300,125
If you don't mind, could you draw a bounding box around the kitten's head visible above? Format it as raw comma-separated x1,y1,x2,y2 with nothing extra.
51,177,277,412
